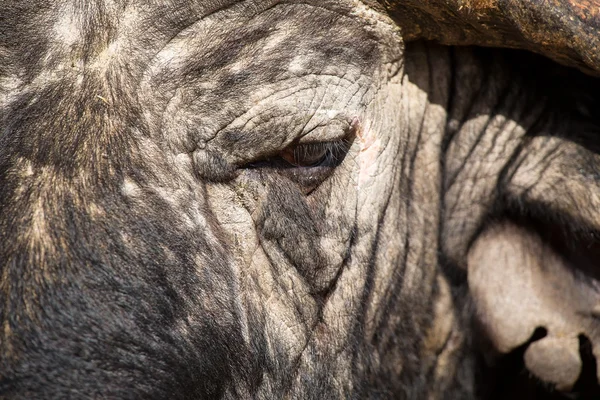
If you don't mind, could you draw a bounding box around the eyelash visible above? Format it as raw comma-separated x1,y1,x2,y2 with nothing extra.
280,140,351,168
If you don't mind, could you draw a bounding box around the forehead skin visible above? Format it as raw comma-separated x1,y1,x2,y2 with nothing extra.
1,1,401,173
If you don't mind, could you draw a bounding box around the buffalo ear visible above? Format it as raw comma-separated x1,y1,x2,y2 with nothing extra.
467,221,600,392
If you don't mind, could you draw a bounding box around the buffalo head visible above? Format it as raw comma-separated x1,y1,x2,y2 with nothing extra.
2,0,600,398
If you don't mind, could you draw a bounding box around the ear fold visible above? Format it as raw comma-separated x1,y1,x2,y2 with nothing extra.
468,221,600,392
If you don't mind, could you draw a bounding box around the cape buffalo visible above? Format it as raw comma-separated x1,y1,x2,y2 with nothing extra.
2,0,600,398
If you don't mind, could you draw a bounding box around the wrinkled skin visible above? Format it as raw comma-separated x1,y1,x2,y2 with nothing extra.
2,0,600,399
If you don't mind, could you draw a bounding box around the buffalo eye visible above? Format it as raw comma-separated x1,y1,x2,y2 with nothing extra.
279,140,350,168
280,143,330,167
242,139,351,194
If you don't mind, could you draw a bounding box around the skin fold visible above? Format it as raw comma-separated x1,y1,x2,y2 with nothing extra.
1,0,600,398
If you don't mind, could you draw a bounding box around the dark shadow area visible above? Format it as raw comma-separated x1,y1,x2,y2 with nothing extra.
478,330,600,400
475,326,557,400
572,335,600,399
476,327,600,399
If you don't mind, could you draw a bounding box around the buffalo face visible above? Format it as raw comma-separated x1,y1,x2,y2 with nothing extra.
2,0,600,399
1,1,446,398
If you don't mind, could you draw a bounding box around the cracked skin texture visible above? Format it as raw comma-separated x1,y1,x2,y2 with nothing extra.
380,0,600,75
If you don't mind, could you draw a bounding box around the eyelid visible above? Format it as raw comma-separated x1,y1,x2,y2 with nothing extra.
280,139,351,168
281,142,329,167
